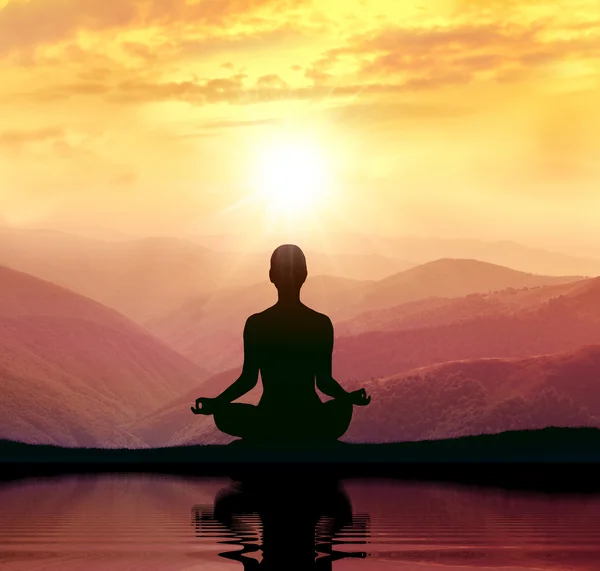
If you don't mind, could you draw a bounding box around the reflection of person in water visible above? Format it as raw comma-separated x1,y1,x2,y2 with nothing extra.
192,477,368,570
191,244,371,446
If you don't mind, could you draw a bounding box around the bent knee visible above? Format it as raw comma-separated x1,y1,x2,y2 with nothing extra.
213,409,238,436
327,398,353,417
213,412,227,434
213,404,258,439
322,399,353,439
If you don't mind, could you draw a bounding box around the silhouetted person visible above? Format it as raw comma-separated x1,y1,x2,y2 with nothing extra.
191,244,371,446
192,476,369,570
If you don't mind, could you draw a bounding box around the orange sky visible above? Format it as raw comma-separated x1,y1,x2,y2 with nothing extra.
1,0,599,252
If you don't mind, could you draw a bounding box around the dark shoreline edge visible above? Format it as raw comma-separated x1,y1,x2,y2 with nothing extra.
3,427,600,493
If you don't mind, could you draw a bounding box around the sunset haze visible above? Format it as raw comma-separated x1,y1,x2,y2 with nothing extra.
1,0,599,252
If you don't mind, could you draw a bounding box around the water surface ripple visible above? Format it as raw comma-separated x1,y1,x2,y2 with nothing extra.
1,475,598,570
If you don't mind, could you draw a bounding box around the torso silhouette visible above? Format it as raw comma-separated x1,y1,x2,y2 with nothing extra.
249,302,329,413
192,245,370,443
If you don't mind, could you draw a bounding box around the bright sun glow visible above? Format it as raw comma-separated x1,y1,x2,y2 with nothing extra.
255,138,331,216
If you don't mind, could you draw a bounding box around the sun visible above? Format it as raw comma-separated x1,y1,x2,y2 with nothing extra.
254,137,331,216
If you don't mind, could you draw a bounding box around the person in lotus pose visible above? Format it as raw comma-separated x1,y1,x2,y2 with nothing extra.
191,244,371,445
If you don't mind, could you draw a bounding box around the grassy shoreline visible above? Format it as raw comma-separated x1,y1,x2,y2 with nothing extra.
2,426,600,463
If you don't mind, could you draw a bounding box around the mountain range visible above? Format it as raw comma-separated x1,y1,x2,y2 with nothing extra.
139,346,600,446
333,276,600,383
0,265,207,448
3,227,599,324
191,231,600,276
345,345,600,443
134,276,600,446
2,226,600,449
0,228,409,321
147,258,583,372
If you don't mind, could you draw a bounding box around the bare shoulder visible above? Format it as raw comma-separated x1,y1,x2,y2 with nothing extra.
244,312,262,331
304,306,333,330
248,306,274,322
245,307,278,329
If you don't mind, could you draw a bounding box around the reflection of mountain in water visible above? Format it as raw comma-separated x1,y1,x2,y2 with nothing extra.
192,476,369,570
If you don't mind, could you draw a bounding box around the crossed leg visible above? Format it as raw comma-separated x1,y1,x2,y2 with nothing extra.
213,399,353,444
214,403,262,440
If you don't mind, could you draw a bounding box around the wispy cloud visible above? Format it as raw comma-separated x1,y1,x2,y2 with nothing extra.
0,0,307,55
0,127,65,149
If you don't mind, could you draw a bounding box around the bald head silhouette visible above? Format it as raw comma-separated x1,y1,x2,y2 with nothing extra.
269,244,308,293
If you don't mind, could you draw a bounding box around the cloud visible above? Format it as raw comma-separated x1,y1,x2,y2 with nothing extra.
111,73,250,104
0,0,307,55
569,20,600,31
111,172,138,186
317,21,600,86
121,42,158,62
20,82,110,102
21,70,413,106
25,70,509,109
0,126,103,161
162,24,304,59
119,77,413,104
0,127,65,149
329,101,473,124
177,117,280,137
9,4,600,113
255,74,287,88
204,117,280,128
0,0,138,55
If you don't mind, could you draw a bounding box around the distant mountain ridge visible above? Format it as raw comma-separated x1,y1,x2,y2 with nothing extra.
346,345,600,443
135,279,600,447
337,277,599,337
191,231,600,276
139,346,600,447
146,274,374,372
333,276,600,383
148,258,584,372
376,236,600,277
2,227,599,450
0,265,208,448
0,228,408,321
2,227,598,324
0,230,223,322
0,264,142,331
353,258,583,313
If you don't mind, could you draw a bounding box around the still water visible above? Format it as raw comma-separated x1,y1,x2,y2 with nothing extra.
1,474,599,570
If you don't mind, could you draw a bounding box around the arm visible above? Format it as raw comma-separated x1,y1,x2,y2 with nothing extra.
215,316,259,404
315,317,371,406
191,317,259,415
315,317,351,400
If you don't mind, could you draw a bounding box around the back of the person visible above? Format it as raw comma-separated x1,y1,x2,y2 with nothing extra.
191,244,370,445
254,304,326,412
